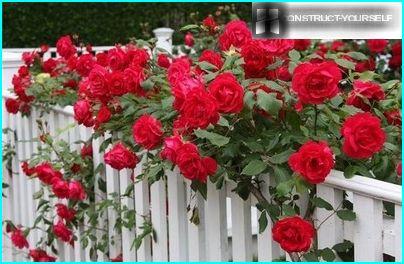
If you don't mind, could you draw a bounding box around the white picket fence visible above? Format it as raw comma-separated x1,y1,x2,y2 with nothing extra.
1,93,402,262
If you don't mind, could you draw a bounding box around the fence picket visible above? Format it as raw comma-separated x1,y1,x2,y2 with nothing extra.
186,182,206,261
150,179,168,261
205,180,228,261
353,194,383,261
395,204,402,261
316,185,344,250
166,167,188,261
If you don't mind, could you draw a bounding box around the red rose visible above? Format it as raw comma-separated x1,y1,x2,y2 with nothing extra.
203,16,217,33
126,46,150,68
172,75,204,111
104,143,138,170
11,228,29,249
160,135,184,163
241,40,271,78
18,66,29,77
81,144,93,159
272,216,314,253
346,80,385,111
331,40,345,51
123,65,146,96
291,61,341,105
198,50,223,72
96,53,109,67
176,142,217,182
88,65,110,99
389,41,402,69
384,109,401,126
294,39,311,51
21,161,35,176
95,105,112,126
341,112,386,159
132,114,164,150
261,39,294,57
40,44,49,53
288,141,335,184
177,88,219,129
56,35,76,59
108,71,126,96
110,254,123,262
276,65,292,81
68,180,86,201
367,39,388,53
355,57,375,73
219,20,252,51
55,204,76,222
5,98,20,114
22,51,36,66
184,32,194,47
73,100,94,127
52,179,70,199
76,54,96,77
397,162,402,177
167,57,191,86
208,72,244,114
29,249,56,262
53,220,72,242
34,162,62,185
107,47,127,71
157,54,171,68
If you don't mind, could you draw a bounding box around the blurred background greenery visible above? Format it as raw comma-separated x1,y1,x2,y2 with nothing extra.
3,2,251,48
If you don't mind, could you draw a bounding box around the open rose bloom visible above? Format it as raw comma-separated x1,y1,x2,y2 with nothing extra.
2,9,402,263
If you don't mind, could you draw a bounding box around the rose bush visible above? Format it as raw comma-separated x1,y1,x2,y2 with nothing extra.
3,15,402,262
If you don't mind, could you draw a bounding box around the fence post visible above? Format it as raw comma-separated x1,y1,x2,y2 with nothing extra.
152,27,174,54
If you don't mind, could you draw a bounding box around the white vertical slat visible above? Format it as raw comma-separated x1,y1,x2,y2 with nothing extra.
150,179,168,261
353,194,383,261
120,168,137,261
316,185,344,249
92,135,109,261
2,106,13,261
104,134,122,259
257,175,281,261
186,182,206,261
134,154,152,261
205,180,228,261
395,204,402,261
229,185,253,261
166,167,188,261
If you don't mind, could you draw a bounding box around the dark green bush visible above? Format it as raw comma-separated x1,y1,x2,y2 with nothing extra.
3,2,251,48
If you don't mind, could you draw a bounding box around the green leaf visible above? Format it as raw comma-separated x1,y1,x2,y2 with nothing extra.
312,197,333,211
321,247,336,262
258,212,268,233
256,90,283,116
346,51,368,61
332,240,353,252
33,189,43,200
243,91,255,109
241,159,267,176
197,61,218,71
344,165,357,179
289,49,301,62
336,210,356,221
304,252,319,261
140,78,155,90
180,24,199,31
268,149,294,164
276,180,294,196
282,204,295,216
335,58,356,70
194,129,230,147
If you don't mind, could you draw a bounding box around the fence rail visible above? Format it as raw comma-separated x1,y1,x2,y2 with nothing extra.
1,92,402,262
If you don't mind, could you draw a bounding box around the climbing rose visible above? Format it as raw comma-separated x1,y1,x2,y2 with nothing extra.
208,72,244,114
76,54,95,77
157,54,171,68
108,71,126,96
219,20,252,51
95,105,112,126
294,39,311,51
167,57,191,86
341,113,386,159
55,204,76,222
104,143,138,170
397,162,402,177
5,98,20,114
53,220,72,242
81,144,93,158
132,115,164,150
35,162,62,185
21,161,35,176
367,39,388,53
160,135,184,163
123,65,146,96
73,99,94,127
52,179,70,199
347,80,385,111
88,65,110,99
203,15,217,32
389,41,402,69
11,228,29,249
176,142,217,182
29,249,56,262
288,141,335,184
198,50,223,72
184,32,194,47
68,180,86,201
56,35,76,59
272,216,314,253
240,40,271,78
291,61,341,105
107,47,127,71
384,109,401,126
